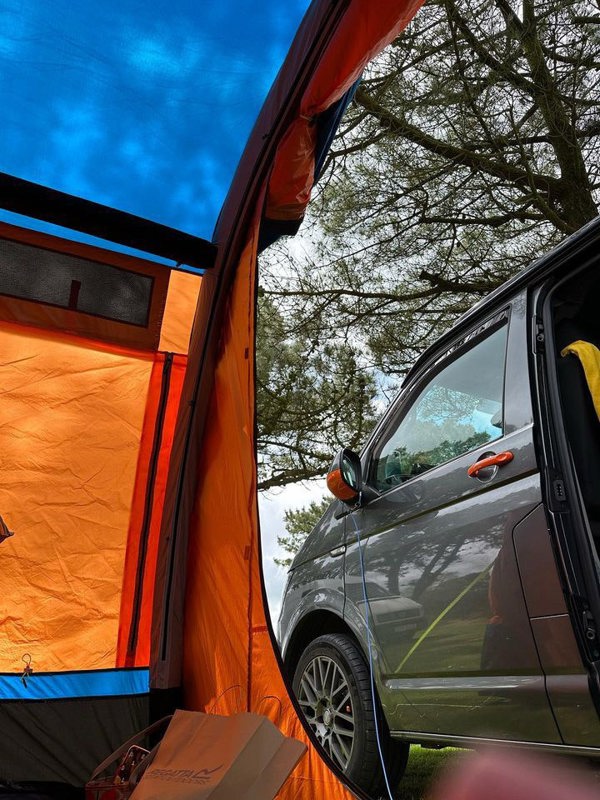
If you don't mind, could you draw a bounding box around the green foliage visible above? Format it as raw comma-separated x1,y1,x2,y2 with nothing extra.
274,497,331,567
256,291,377,490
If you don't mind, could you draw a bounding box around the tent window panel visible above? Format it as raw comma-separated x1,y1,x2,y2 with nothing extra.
0,239,153,327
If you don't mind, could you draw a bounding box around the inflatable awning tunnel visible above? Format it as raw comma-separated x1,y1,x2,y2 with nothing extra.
0,0,423,796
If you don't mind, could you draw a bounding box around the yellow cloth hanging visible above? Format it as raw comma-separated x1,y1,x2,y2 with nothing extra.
561,340,600,421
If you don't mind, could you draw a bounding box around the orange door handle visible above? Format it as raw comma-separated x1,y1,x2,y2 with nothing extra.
467,451,514,478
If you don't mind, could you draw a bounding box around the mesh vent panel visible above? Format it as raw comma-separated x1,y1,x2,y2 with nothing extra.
0,239,153,327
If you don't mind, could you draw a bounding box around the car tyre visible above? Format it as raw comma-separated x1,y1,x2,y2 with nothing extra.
292,632,409,797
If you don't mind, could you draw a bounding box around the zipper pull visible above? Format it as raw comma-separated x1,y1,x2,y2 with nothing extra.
21,654,33,687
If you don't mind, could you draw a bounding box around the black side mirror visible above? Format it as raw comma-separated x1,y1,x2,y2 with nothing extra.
326,448,362,505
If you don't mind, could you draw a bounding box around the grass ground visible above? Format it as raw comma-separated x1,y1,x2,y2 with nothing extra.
388,744,600,800
392,746,463,800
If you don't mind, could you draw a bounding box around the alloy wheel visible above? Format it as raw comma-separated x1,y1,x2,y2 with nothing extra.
296,654,355,770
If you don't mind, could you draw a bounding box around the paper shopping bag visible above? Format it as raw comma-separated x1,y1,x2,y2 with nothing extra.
130,709,306,800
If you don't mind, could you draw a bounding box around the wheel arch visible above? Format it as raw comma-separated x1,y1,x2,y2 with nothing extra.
283,609,364,675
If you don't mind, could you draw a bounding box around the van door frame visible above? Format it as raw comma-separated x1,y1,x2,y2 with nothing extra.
532,266,600,717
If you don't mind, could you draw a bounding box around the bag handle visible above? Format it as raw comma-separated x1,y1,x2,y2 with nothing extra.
89,715,172,782
255,694,283,726
207,684,242,715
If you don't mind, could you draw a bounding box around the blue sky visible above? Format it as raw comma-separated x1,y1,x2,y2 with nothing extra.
0,0,310,244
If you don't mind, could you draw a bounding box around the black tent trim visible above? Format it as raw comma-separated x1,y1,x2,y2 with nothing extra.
0,173,217,270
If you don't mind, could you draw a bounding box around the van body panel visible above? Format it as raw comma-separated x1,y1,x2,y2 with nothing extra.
291,500,346,568
381,674,559,742
279,550,346,661
513,505,569,617
340,300,560,741
531,615,600,745
344,468,559,740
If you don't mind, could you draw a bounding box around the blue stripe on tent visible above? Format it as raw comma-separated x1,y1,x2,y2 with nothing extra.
0,668,149,701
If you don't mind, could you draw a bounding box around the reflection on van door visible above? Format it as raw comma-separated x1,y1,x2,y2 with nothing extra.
344,316,560,742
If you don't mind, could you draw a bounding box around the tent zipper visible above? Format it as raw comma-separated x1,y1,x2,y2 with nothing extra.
127,351,174,659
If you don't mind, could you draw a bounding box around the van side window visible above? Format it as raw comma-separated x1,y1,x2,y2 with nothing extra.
370,325,508,492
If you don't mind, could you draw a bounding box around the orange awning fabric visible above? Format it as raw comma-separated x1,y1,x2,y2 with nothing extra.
0,0,425,789
0,324,154,672
182,225,357,800
117,352,189,668
117,270,201,668
159,270,202,356
0,225,206,785
265,0,424,222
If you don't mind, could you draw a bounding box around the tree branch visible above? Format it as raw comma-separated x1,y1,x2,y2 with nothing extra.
354,86,562,195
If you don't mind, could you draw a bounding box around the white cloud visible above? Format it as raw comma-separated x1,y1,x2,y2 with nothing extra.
258,479,327,624
126,33,203,80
